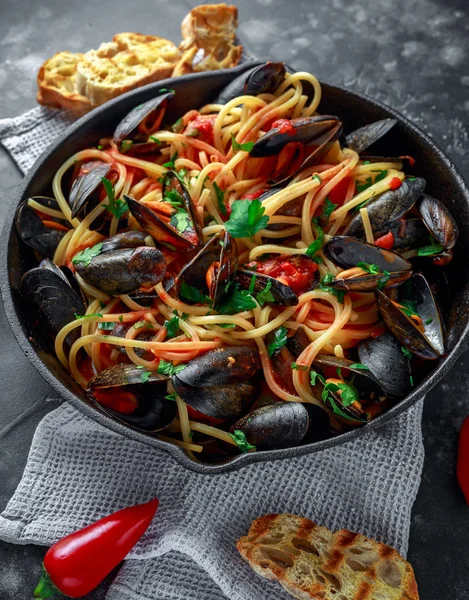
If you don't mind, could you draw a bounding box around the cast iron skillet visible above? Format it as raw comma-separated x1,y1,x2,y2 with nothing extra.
2,62,469,473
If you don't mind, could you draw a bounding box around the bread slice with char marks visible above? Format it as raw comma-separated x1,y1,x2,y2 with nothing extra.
237,514,419,600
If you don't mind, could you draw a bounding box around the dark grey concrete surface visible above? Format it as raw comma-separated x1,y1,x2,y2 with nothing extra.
0,0,468,598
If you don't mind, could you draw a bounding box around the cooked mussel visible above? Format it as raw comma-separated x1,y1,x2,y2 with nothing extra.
73,246,166,295
343,177,426,239
171,346,261,419
323,236,412,292
69,162,111,219
231,402,310,450
345,119,397,154
388,218,429,253
100,230,148,252
126,173,202,252
213,62,286,105
88,363,177,432
358,332,412,398
236,269,299,306
15,201,68,258
175,230,237,307
113,91,174,143
417,193,458,251
376,273,444,359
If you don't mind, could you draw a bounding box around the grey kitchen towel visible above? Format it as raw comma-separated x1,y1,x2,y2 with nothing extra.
0,85,425,599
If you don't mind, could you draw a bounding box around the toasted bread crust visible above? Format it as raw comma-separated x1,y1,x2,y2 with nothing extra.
237,514,419,600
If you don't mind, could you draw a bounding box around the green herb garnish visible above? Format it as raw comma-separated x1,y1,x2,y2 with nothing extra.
416,240,444,256
318,274,345,303
229,429,256,453
320,198,337,224
170,210,191,233
224,199,269,239
71,243,103,267
118,315,124,323
349,363,370,371
217,284,256,315
256,280,275,306
231,133,254,153
313,174,322,183
120,139,133,153
310,370,326,385
172,118,184,133
157,360,186,377
401,346,413,359
305,220,325,260
149,136,161,144
179,281,212,305
213,182,227,216
267,326,288,357
399,299,418,319
74,312,103,319
140,371,151,383
98,322,115,330
292,362,308,371
165,393,177,402
164,316,180,339
163,151,178,170
102,178,128,219
377,270,391,290
357,262,380,275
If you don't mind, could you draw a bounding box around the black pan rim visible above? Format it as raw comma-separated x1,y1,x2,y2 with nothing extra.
1,63,468,474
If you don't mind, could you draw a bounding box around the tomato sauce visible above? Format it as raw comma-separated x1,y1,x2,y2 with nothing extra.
270,119,297,135
184,115,217,146
246,255,318,296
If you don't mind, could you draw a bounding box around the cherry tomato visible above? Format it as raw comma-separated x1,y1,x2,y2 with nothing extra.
246,255,318,296
389,177,402,190
374,231,395,249
93,389,139,415
184,115,216,145
328,176,351,206
186,404,227,426
270,119,296,135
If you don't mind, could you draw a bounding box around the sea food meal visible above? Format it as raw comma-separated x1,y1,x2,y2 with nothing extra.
18,62,457,461
36,3,241,113
237,514,419,600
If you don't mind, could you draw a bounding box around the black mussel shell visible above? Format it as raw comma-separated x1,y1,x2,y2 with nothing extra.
418,193,458,251
110,321,155,355
89,363,167,388
39,259,86,305
74,246,166,296
358,332,412,398
236,269,299,306
113,91,174,143
175,230,237,307
389,218,429,253
174,346,260,387
15,201,67,258
343,177,426,239
345,119,397,154
302,404,331,443
232,402,309,450
100,231,148,253
286,326,311,358
327,271,411,293
69,162,111,219
213,62,285,105
269,346,296,394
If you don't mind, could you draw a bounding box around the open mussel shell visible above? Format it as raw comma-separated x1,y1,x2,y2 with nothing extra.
15,201,68,258
74,246,166,295
388,218,429,253
113,91,174,143
236,269,299,306
418,193,458,251
175,230,237,307
376,277,444,360
323,236,411,292
286,326,310,358
343,177,426,239
111,321,155,356
358,332,412,398
345,118,397,154
88,364,177,432
20,263,86,350
126,174,202,252
213,62,286,105
69,162,111,219
232,402,310,450
100,231,148,253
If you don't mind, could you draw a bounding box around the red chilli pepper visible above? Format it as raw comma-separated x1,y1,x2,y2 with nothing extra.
33,498,159,599
389,177,402,190
374,231,395,250
457,416,469,505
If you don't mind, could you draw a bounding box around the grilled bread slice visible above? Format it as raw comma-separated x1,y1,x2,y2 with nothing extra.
75,33,180,107
237,514,419,600
173,3,242,76
37,51,91,113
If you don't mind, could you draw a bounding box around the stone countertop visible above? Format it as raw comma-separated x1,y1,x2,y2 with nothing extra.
1,0,469,598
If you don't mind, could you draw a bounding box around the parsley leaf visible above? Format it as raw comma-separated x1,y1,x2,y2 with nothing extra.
229,429,256,453
256,280,275,306
313,174,322,183
170,210,191,233
120,139,133,153
165,392,177,402
163,151,178,170
291,362,308,371
336,381,359,407
416,240,444,256
162,189,184,207
165,316,180,339
357,262,380,275
158,87,175,94
399,299,418,319
72,243,103,267
425,318,433,325
140,371,151,383
102,178,128,219
218,322,236,329
355,170,388,194
377,270,391,290
349,363,370,371
172,117,184,133
248,274,257,295
401,346,413,359
305,221,325,259
217,284,256,315
118,315,124,323
213,182,227,216
98,322,115,330
267,326,288,357
149,136,161,144
224,199,269,239
134,320,152,330
179,281,212,305
318,274,345,303
74,312,103,319
231,133,254,153
157,360,187,377
310,370,326,385
320,198,337,224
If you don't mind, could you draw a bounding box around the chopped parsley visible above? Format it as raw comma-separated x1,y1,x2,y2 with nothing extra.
291,362,308,371
256,280,275,306
218,322,237,329
376,270,391,290
416,239,444,256
120,139,133,153
425,318,433,325
97,144,104,150
102,178,128,219
162,189,184,207
165,393,177,402
230,429,256,453
163,151,178,170
357,262,380,275
217,284,256,314
213,182,227,216
140,371,152,383
157,360,186,377
179,281,212,305
313,174,322,184
169,209,191,233
318,273,345,303
355,170,388,194
134,320,152,330
248,274,257,295
305,220,325,261
98,322,115,331
118,315,124,323
320,198,337,224
267,326,288,357
74,312,103,319
231,133,254,153
71,243,103,267
149,136,161,144
164,315,180,339
399,299,418,319
224,199,269,239
172,117,184,133
349,363,370,371
401,346,413,359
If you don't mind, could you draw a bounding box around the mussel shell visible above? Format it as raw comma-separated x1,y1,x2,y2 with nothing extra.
89,363,167,388
398,273,445,356
69,162,111,219
100,395,177,433
323,236,412,273
418,193,458,250
109,321,155,355
269,346,296,394
20,265,86,349
302,404,331,443
376,290,440,360
174,346,260,387
213,62,285,105
286,326,311,358
113,91,174,143
175,230,237,306
313,354,387,402
15,201,67,258
172,378,256,419
357,332,412,398
343,177,426,239
327,271,411,293
345,119,397,154
389,218,429,253
232,402,309,450
74,246,166,295
100,231,148,253
236,269,299,306
39,259,86,305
